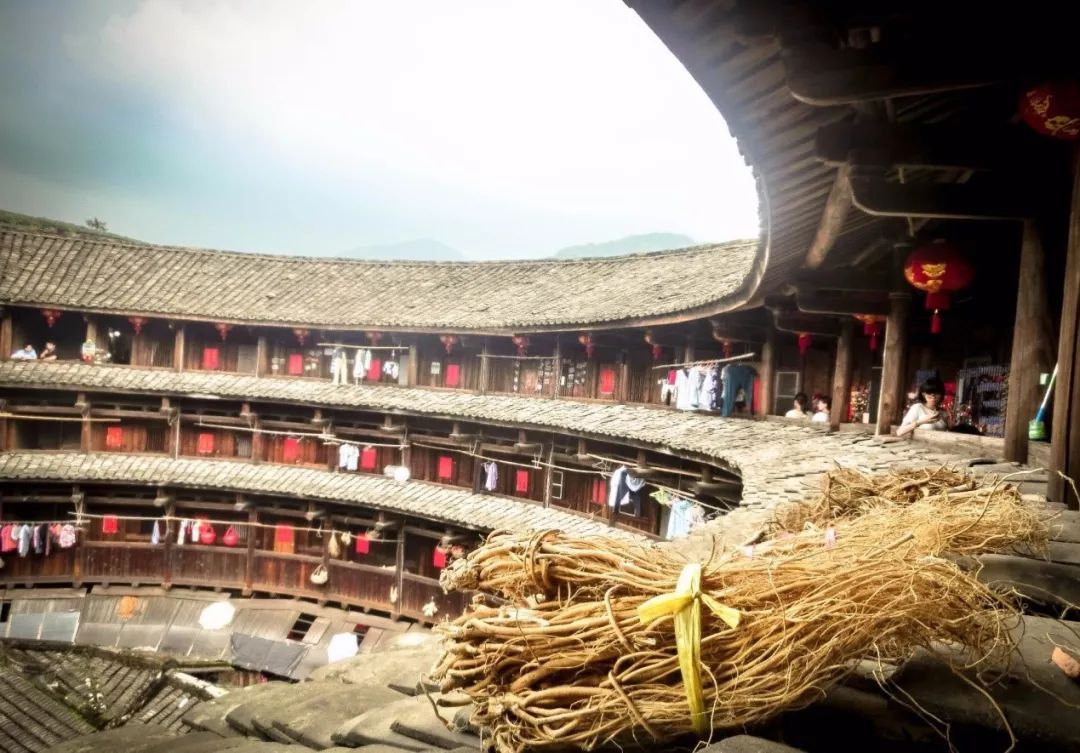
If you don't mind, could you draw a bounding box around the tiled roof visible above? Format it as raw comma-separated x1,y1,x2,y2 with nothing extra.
0,451,639,540
0,229,761,332
0,362,975,511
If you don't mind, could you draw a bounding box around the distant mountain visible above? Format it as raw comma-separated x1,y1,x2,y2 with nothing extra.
337,238,467,262
0,208,143,244
551,232,695,259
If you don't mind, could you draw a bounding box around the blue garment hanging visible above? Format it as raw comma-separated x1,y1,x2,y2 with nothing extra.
721,364,756,417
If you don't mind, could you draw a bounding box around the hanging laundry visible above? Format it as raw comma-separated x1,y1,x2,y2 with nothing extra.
607,467,628,509
608,466,645,516
105,426,123,449
481,461,498,492
367,357,382,382
665,498,697,540
287,353,304,375
151,520,161,545
191,519,203,543
433,546,447,569
437,455,454,481
177,519,190,545
102,515,119,535
331,347,349,386
283,436,301,463
338,443,360,471
202,346,220,370
590,477,607,505
697,369,718,412
360,446,377,471
274,523,295,554
17,524,32,557
355,532,370,555
197,432,215,455
354,348,371,383
674,369,696,411
382,360,399,380
0,524,15,553
32,524,44,554
58,524,77,549
445,363,461,388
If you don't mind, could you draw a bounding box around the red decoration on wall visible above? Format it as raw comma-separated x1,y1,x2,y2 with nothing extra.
514,469,530,494
102,515,119,535
722,339,733,359
202,346,220,370
128,317,147,335
445,362,461,387
287,353,304,375
197,432,215,455
511,335,530,356
105,426,123,449
366,331,382,345
577,334,594,359
214,323,232,340
223,526,240,547
283,436,301,463
41,309,62,328
199,524,217,545
598,368,616,396
355,532,370,554
591,477,607,505
797,333,812,356
1020,80,1080,140
904,241,975,333
439,334,459,354
274,523,294,545
651,344,663,361
854,314,885,351
360,446,377,470
433,546,448,569
293,328,309,346
437,455,454,481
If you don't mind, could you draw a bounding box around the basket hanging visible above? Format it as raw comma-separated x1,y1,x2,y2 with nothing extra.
200,524,217,545
328,532,341,558
310,564,329,585
222,526,240,547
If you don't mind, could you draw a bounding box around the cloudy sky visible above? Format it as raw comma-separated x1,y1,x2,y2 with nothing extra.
0,1,758,259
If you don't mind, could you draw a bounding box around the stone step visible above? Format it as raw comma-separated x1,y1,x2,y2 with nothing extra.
274,684,405,749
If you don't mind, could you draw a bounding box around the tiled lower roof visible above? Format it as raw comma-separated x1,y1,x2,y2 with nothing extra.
0,229,760,332
0,451,638,540
0,362,973,510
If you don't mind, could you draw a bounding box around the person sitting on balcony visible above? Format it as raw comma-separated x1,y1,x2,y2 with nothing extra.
784,392,810,419
811,395,830,423
897,378,949,437
38,341,58,361
10,343,37,359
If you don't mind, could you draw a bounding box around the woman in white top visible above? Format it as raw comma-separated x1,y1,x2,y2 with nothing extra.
784,392,810,419
897,379,949,437
810,395,830,423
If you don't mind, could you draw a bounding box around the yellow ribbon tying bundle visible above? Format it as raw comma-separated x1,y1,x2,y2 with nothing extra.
637,563,741,736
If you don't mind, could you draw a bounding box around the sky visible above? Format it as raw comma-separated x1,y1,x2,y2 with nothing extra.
0,1,759,259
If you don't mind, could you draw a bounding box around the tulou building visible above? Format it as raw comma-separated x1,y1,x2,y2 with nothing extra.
2,2,1080,752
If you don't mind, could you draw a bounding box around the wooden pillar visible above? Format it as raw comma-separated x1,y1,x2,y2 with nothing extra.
394,521,405,619
1005,221,1056,463
1050,152,1080,508
78,393,91,452
830,320,854,428
244,503,257,595
407,341,419,387
251,417,264,464
477,340,490,395
876,293,911,435
618,354,630,404
162,500,175,587
552,337,562,399
541,441,554,508
71,487,84,588
759,326,776,416
0,308,13,360
174,325,186,372
255,335,267,377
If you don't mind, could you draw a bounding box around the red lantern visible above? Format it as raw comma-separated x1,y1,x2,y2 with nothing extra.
128,317,147,335
904,242,975,334
651,344,663,361
366,331,383,345
1020,81,1080,141
293,328,309,346
41,309,62,328
439,334,459,354
797,333,812,356
512,335,530,356
577,333,594,359
854,314,885,352
722,339,733,359
214,322,232,341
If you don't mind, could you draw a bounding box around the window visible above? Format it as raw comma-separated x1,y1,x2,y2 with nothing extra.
287,612,318,642
105,426,123,450
202,346,220,370
550,470,564,500
445,363,461,388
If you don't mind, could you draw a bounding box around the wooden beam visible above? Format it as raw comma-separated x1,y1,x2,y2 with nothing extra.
1004,222,1056,463
816,122,1055,172
793,268,895,293
759,326,776,417
772,310,841,338
784,43,1023,107
0,309,12,361
805,163,852,269
876,293,911,434
795,292,889,317
709,320,767,345
850,177,1034,221
407,342,419,387
830,320,854,429
254,335,267,377
1050,151,1080,509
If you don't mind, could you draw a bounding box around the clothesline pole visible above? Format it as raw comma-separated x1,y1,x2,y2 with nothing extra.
477,354,555,361
67,511,380,539
195,419,404,449
0,413,119,423
650,352,756,370
315,343,407,351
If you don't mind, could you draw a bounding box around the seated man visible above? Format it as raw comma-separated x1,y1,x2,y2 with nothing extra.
10,343,37,360
38,341,58,361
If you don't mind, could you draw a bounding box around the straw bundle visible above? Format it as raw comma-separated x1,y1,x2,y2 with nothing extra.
433,471,1047,753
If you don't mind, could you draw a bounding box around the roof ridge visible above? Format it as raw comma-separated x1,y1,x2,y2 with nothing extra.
0,227,756,268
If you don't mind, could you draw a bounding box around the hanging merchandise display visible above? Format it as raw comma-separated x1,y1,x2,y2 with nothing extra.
200,523,217,545
433,546,448,569
310,564,329,585
328,531,341,558
102,515,119,535
223,526,240,547
355,531,370,555
797,333,812,356
904,241,975,333
1020,80,1080,140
